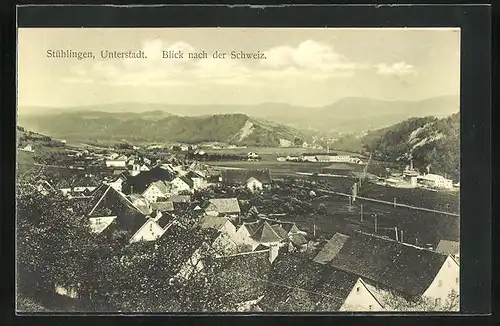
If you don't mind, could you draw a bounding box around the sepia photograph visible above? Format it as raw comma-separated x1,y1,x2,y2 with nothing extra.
16,27,460,313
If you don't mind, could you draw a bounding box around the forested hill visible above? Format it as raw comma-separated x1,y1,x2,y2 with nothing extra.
18,112,308,147
362,113,460,179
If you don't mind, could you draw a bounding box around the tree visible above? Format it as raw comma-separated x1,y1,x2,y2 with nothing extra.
381,290,459,312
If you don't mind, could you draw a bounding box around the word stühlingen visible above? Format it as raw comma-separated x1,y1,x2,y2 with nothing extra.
230,50,267,60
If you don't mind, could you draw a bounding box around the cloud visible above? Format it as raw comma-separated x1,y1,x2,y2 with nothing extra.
376,62,416,76
262,40,369,74
63,39,416,87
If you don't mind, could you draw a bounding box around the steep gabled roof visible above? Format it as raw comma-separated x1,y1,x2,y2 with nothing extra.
185,170,204,179
123,167,176,194
145,180,170,195
270,224,289,240
178,176,194,188
330,231,448,297
251,222,283,243
86,184,148,234
313,233,350,264
207,198,241,214
259,253,360,312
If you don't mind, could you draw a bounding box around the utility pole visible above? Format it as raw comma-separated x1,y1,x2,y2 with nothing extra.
348,196,352,211
393,197,396,207
313,223,316,237
131,185,133,195
394,227,399,241
360,204,363,222
374,214,378,233
400,230,404,243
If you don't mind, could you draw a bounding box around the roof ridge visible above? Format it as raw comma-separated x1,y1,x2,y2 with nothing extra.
358,278,385,309
88,185,111,216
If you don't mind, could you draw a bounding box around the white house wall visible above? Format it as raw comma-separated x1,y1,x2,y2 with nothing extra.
422,256,460,306
339,279,385,312
129,220,165,243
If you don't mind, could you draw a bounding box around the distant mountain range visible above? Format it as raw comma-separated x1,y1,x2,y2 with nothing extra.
19,95,459,135
18,112,308,147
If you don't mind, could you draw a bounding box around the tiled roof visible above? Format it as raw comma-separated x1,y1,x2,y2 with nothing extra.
156,213,174,229
207,198,241,214
179,176,194,188
330,231,448,297
200,215,232,231
435,240,459,256
251,222,283,243
151,201,175,212
86,184,148,234
313,233,350,264
259,253,359,312
147,180,170,195
122,167,176,194
270,225,289,240
290,233,308,247
168,194,191,203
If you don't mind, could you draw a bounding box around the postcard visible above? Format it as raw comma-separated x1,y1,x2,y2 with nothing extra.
16,26,461,313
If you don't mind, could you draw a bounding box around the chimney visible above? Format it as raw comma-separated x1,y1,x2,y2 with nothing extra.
269,245,279,263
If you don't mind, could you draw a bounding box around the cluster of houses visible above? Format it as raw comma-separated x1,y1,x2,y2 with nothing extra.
25,146,459,312
277,153,363,164
381,161,457,190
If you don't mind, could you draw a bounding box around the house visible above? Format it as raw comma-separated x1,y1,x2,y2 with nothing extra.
34,180,56,196
129,217,166,243
106,159,127,168
247,152,260,160
139,164,150,172
246,177,263,192
200,215,237,237
313,233,350,264
185,171,209,190
104,173,128,192
128,194,152,215
142,180,171,203
276,156,287,162
330,231,460,306
286,155,300,162
168,194,192,204
417,174,453,189
172,176,195,193
86,184,149,239
288,233,308,252
122,166,176,195
180,145,190,152
88,215,118,234
205,198,241,217
436,240,460,262
259,253,389,312
143,157,152,165
315,155,331,163
233,220,284,250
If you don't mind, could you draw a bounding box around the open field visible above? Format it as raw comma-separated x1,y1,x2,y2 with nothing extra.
204,147,365,161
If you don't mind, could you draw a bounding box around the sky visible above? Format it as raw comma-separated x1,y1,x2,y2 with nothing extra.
17,28,460,109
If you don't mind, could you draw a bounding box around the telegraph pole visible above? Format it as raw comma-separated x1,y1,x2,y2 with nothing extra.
374,214,378,233
360,204,363,222
393,197,396,207
400,230,404,243
394,227,399,241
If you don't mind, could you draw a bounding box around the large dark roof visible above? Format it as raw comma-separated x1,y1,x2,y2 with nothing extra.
179,176,194,188
123,167,176,194
156,213,174,229
86,184,147,234
313,233,350,264
330,231,448,297
208,250,272,304
259,253,359,312
222,169,271,184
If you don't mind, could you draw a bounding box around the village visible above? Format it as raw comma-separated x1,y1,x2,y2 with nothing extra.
17,142,460,312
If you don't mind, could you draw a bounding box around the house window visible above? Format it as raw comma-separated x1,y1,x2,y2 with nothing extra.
356,287,360,293
435,298,441,306
438,280,443,287
368,305,372,310
456,277,459,284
